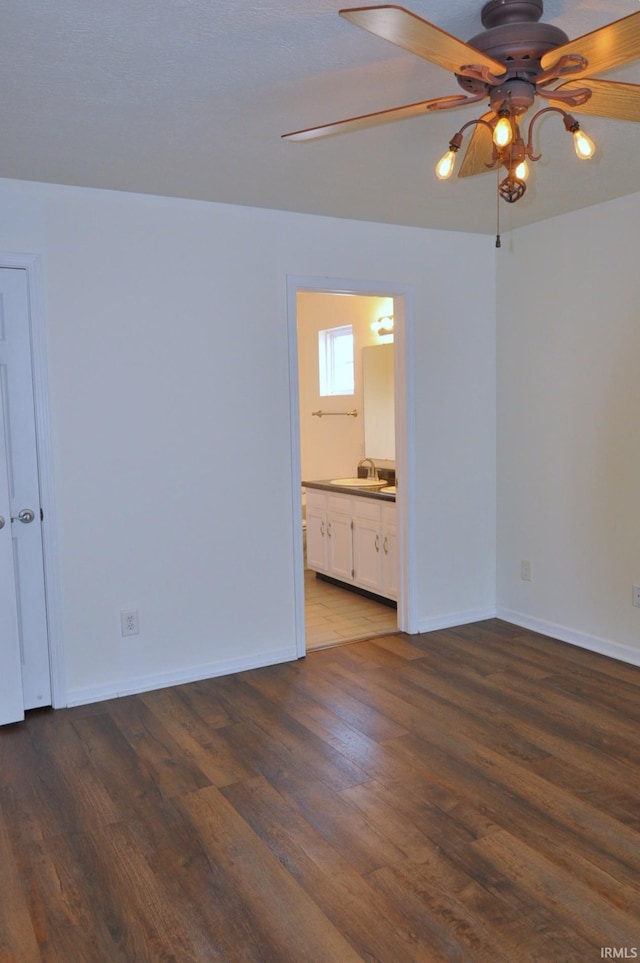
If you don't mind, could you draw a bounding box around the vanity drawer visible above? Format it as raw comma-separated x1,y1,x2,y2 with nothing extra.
352,497,382,522
305,489,327,511
327,492,353,514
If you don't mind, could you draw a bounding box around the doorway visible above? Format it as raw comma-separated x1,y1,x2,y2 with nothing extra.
287,275,417,657
0,255,62,725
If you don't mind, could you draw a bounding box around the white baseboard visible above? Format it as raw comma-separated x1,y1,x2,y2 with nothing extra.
496,607,640,668
418,607,497,634
65,645,299,708
65,610,640,709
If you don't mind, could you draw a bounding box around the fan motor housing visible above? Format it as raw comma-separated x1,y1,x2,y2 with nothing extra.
488,77,537,114
456,0,569,94
481,0,543,29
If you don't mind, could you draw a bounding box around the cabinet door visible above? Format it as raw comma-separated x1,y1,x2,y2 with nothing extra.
382,524,398,599
327,512,352,581
306,506,327,572
353,518,382,593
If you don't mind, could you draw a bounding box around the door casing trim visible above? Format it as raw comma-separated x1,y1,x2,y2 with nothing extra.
286,274,418,657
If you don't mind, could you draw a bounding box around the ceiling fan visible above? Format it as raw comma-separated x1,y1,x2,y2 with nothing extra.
282,1,640,204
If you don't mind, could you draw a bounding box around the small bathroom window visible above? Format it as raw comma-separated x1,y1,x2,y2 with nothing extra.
318,324,354,396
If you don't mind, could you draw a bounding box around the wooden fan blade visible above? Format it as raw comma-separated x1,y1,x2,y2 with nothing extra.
340,5,506,77
282,94,473,141
549,79,640,122
540,9,640,78
458,112,497,178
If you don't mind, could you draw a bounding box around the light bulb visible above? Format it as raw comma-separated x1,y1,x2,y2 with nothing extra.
514,159,529,181
573,128,595,159
493,115,513,149
435,148,456,180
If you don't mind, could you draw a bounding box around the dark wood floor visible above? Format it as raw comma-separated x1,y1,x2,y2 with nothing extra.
2,620,640,962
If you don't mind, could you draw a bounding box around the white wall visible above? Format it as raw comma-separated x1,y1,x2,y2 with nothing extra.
297,292,394,482
496,193,640,664
0,177,497,705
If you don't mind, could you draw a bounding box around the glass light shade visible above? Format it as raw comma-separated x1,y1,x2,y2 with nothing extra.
493,116,513,148
514,159,529,181
435,149,456,180
573,128,595,159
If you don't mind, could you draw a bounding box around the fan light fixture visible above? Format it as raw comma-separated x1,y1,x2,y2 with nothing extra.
283,0,640,230
435,101,595,205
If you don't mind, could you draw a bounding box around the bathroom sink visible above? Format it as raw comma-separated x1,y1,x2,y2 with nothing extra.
380,486,396,494
329,477,388,488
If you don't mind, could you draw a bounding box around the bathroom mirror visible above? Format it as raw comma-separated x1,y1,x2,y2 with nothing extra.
363,344,395,461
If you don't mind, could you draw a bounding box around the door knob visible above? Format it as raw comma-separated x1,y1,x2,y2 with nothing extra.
16,509,35,524
0,516,5,529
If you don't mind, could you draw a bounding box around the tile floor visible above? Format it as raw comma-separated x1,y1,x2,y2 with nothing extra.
304,567,398,651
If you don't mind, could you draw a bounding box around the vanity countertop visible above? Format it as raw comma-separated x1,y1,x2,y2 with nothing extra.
302,479,395,501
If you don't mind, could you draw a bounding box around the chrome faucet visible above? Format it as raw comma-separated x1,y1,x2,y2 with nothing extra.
358,457,379,480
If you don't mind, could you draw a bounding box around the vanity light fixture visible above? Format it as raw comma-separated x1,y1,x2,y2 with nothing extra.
371,315,394,338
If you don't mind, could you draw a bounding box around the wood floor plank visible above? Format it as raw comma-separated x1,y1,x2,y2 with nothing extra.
139,686,257,788
261,766,405,877
383,730,640,900
473,829,640,950
368,863,544,963
401,654,640,804
486,668,640,766
369,632,433,660
2,618,640,961
177,785,364,963
340,777,500,865
0,713,92,843
362,659,553,767
254,659,409,743
209,674,371,792
221,774,450,963
347,784,603,960
243,665,422,785
124,797,288,960
107,695,212,799
6,831,132,963
0,807,41,963
85,819,209,962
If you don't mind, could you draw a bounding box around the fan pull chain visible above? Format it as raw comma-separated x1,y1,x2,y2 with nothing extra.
495,168,501,248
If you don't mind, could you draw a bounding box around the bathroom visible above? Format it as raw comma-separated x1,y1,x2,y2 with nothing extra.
297,290,398,649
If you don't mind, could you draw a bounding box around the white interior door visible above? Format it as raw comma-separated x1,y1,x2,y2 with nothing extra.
0,404,24,724
0,267,51,724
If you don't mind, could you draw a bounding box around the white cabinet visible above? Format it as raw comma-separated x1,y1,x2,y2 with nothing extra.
352,514,381,593
305,488,397,602
353,499,397,601
327,508,353,581
306,490,353,581
381,510,398,600
306,499,328,571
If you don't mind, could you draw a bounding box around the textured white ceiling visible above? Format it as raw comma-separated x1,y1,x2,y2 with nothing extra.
1,0,639,233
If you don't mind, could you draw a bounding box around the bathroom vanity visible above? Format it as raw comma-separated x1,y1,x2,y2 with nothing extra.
303,481,397,602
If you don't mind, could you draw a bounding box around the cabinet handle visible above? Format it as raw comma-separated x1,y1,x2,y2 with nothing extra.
327,522,332,537
383,536,388,555
320,521,325,537
375,534,380,553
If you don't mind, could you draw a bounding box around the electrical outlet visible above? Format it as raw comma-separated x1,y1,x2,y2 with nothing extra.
633,586,640,608
121,609,139,636
520,560,532,581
